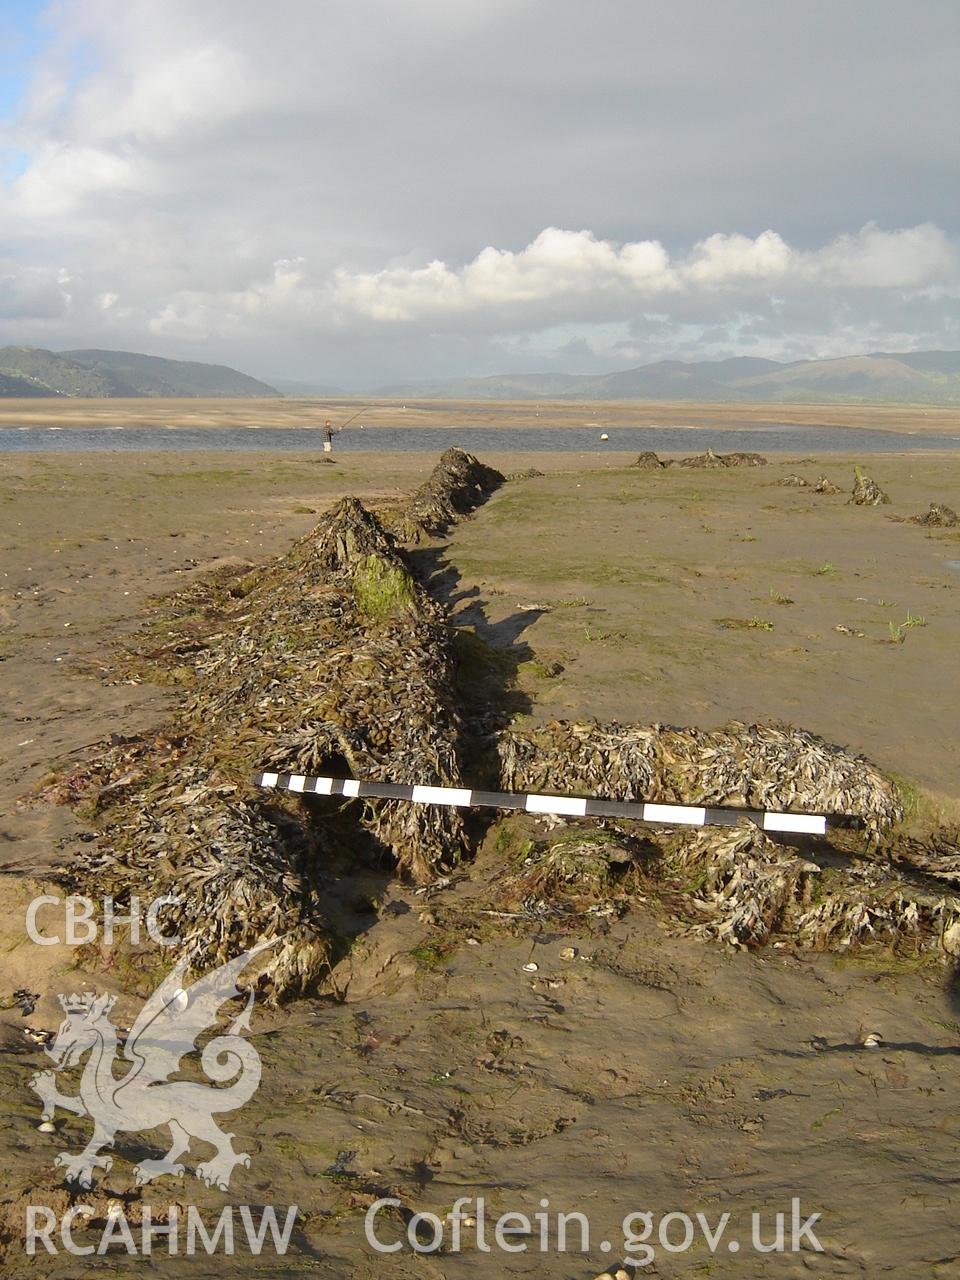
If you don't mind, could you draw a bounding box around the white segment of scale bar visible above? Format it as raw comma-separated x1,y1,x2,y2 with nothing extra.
763,812,827,835
525,794,588,817
411,785,474,806
642,803,707,825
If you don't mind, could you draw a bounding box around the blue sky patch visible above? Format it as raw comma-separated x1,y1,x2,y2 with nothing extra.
0,0,47,119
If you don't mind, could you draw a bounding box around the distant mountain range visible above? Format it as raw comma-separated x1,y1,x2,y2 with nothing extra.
378,350,960,403
0,347,278,397
4,344,960,403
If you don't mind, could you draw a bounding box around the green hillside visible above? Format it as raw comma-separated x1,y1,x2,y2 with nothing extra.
0,346,279,398
0,347,127,396
63,349,279,397
0,367,55,397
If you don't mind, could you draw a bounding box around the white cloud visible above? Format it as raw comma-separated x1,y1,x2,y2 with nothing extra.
326,228,674,322
1,221,958,375
805,223,958,288
461,228,674,304
13,143,143,217
75,45,252,147
320,223,958,324
682,231,794,286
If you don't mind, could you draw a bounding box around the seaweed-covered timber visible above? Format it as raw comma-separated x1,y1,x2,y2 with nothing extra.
779,473,842,492
911,502,958,527
493,724,960,954
496,719,903,840
850,465,891,506
228,494,469,885
490,806,960,955
46,457,501,997
665,825,960,951
678,448,767,468
630,449,768,470
380,446,503,544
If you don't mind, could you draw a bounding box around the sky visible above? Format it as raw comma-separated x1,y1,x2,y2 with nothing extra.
0,0,958,387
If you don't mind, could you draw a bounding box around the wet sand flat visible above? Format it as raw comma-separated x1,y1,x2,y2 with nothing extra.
2,396,960,437
1,445,959,1276
2,449,958,818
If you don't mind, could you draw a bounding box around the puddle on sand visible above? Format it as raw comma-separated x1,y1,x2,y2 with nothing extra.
946,560,960,574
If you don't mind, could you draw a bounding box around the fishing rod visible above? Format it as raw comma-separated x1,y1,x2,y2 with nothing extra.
330,403,376,433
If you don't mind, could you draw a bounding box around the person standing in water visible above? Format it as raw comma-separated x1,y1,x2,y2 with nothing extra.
323,404,369,453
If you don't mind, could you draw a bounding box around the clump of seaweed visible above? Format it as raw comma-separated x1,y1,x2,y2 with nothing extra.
511,833,637,898
678,448,767,468
850,465,891,506
722,451,768,467
496,719,903,840
716,616,775,631
352,553,418,621
781,470,842,492
632,451,669,470
490,720,960,958
381,447,503,544
795,887,959,953
666,826,960,953
882,826,960,884
493,827,650,920
667,827,820,947
911,502,958,528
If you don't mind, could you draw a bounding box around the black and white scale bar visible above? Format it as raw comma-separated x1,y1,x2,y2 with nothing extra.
252,771,833,835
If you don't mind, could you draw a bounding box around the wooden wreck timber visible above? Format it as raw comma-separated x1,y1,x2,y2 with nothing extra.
380,445,503,543
48,452,503,996
495,719,902,841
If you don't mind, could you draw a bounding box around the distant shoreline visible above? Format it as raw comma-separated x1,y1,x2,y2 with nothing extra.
0,397,959,437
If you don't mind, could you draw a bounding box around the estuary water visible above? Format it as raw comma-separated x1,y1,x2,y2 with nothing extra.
1,424,959,453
